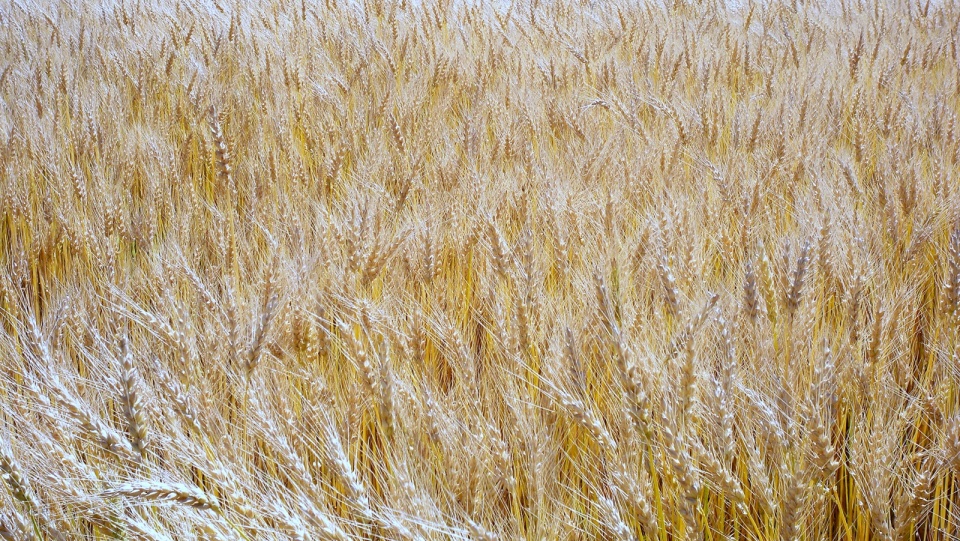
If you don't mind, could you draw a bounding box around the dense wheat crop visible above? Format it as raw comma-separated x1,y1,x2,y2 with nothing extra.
1,0,960,539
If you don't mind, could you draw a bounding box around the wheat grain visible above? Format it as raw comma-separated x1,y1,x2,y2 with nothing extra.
102,482,220,511
2,1,958,539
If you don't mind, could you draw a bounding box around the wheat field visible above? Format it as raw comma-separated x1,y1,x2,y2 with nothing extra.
1,0,959,539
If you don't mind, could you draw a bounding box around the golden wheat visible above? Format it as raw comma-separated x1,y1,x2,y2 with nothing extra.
1,0,959,539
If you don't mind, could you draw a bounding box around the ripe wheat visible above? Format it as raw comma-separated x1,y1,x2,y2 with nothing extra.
1,0,959,539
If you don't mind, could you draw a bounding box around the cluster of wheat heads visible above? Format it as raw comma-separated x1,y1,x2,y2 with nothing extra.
0,0,959,539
